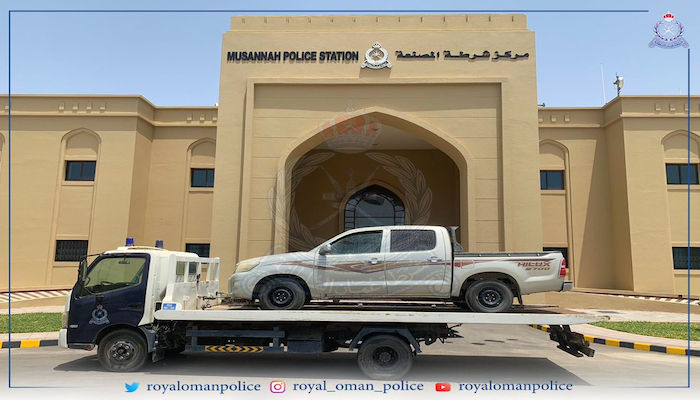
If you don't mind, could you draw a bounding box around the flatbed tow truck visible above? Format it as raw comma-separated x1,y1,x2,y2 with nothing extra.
59,246,606,380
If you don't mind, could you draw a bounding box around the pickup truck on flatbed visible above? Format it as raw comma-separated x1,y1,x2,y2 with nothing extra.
59,244,600,380
229,226,572,312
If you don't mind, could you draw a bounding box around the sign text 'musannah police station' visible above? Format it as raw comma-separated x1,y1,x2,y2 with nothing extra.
227,51,360,62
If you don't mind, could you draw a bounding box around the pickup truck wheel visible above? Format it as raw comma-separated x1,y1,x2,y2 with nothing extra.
98,329,148,372
465,279,514,313
357,335,414,380
259,278,307,310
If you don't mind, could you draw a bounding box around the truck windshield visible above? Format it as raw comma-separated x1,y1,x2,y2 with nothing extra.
80,256,147,296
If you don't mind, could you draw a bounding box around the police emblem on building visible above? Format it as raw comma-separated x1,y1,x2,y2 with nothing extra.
89,304,110,325
361,43,392,69
649,13,689,49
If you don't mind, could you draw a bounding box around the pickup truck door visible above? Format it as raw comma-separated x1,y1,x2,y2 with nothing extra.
384,229,450,296
314,230,388,297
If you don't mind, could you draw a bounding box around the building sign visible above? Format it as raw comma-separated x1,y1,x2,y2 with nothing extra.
396,50,529,60
226,46,529,64
227,51,359,62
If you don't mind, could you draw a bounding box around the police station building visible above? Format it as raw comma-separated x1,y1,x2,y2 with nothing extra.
0,14,698,297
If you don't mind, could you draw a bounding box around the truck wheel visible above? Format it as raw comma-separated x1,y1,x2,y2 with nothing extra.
357,335,414,380
258,278,307,310
465,279,514,313
98,329,148,372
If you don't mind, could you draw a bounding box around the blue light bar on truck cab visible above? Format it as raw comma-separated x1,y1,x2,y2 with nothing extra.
126,237,134,246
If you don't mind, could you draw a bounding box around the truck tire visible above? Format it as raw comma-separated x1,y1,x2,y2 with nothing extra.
98,329,148,372
465,279,514,313
258,278,307,310
357,335,414,380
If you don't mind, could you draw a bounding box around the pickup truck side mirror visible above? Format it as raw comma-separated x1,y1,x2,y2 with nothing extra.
318,243,332,255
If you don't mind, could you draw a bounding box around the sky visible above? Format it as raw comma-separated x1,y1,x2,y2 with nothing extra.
0,0,697,107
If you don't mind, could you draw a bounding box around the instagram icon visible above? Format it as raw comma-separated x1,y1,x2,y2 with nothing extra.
270,381,286,393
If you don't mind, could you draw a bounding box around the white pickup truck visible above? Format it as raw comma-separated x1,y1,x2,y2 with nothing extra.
229,226,572,312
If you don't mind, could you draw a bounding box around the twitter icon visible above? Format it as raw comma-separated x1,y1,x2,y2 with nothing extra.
125,382,140,393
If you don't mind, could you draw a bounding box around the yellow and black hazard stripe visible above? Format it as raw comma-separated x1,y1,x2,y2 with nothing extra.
529,324,700,357
1,339,58,349
204,345,264,353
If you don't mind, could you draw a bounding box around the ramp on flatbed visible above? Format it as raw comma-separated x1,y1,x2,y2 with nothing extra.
155,305,607,325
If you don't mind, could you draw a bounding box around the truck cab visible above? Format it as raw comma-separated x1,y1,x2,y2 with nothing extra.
59,245,220,370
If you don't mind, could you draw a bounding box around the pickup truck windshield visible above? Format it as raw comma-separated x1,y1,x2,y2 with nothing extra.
81,256,146,296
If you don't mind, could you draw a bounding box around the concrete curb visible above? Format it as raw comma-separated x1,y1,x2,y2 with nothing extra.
529,324,700,357
1,339,59,349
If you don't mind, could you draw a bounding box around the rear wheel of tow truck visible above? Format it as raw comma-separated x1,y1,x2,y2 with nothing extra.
98,329,148,372
465,279,514,313
357,335,414,380
258,278,307,310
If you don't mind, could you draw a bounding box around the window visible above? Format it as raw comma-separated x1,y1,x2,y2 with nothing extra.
540,171,564,190
191,168,215,188
330,231,382,255
55,240,89,262
65,161,96,181
390,230,436,252
666,164,699,185
344,185,404,231
176,261,198,276
80,256,147,296
672,247,700,270
186,243,210,257
544,247,568,265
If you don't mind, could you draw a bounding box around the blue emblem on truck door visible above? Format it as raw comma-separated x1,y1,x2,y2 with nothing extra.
89,304,110,325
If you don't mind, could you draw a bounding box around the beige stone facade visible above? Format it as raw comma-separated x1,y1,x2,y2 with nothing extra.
0,14,698,297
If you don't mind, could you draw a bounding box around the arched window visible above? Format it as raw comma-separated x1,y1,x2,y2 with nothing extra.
343,185,405,231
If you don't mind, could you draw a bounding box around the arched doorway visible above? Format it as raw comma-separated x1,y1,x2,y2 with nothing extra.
273,108,475,253
343,184,405,231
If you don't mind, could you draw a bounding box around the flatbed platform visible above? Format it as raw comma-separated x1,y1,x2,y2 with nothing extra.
155,304,607,325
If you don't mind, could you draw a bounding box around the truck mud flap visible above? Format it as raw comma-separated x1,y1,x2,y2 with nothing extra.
348,326,422,353
549,325,595,358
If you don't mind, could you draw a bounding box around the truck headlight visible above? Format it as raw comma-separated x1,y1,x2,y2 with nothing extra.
61,311,69,329
235,259,260,273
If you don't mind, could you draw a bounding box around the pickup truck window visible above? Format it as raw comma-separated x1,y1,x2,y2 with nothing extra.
390,230,436,252
330,231,382,255
80,256,147,296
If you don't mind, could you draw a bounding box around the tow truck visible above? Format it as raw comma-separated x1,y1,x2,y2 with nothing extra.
59,244,604,380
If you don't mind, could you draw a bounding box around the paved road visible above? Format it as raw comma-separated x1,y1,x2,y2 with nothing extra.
1,325,697,398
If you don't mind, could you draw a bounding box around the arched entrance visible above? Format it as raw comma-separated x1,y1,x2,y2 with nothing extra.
272,107,475,252
343,184,405,231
